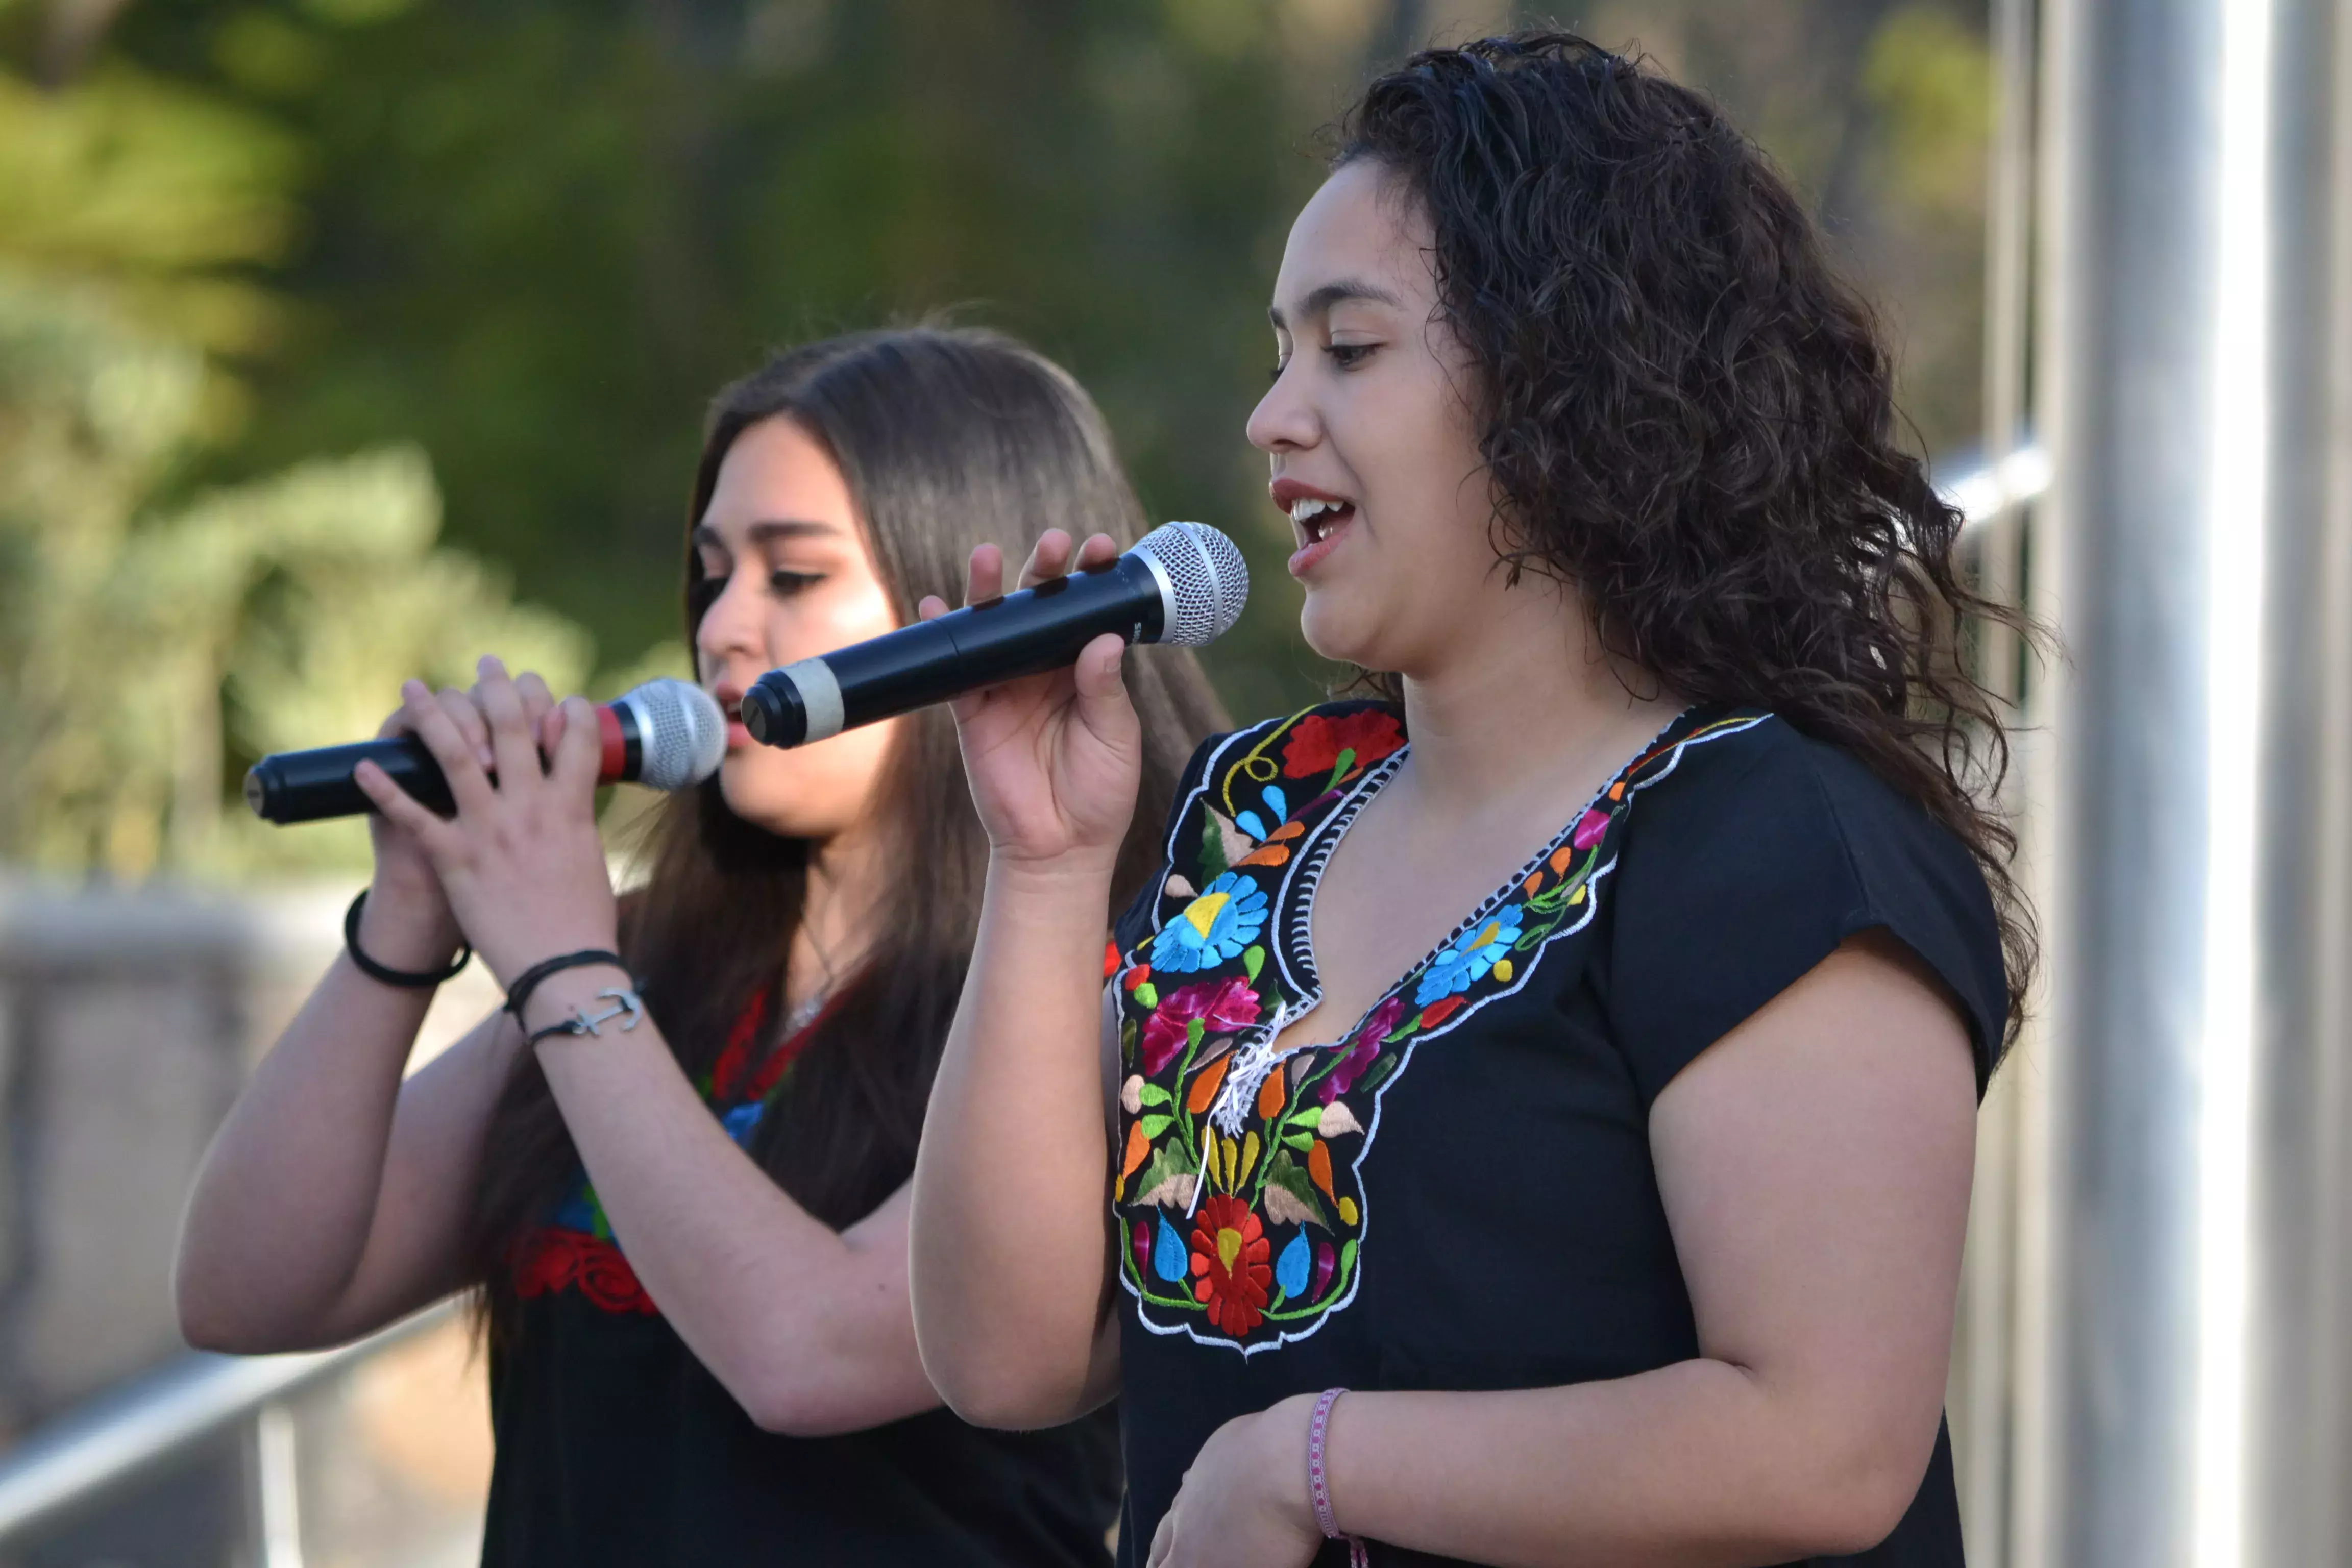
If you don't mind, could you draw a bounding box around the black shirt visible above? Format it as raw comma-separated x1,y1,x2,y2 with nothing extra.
479,989,1124,1567
482,1296,1123,1566
1105,704,2004,1567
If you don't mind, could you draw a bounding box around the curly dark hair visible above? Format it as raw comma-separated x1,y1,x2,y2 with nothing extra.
1336,31,2035,1054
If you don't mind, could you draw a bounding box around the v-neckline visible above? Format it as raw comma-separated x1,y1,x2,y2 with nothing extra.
1270,705,1695,1056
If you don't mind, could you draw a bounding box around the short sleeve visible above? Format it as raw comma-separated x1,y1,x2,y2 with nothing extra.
1602,718,2008,1102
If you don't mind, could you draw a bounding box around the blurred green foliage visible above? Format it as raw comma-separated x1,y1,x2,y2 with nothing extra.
0,31,587,878
0,0,1994,881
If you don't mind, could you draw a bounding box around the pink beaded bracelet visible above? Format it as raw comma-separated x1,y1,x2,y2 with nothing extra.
1308,1388,1370,1566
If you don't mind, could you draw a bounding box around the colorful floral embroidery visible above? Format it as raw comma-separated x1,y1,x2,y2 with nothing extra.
1110,703,1771,1354
1280,708,1405,785
1141,976,1261,1074
513,1227,657,1315
1188,1195,1273,1335
1149,871,1270,974
517,982,823,1316
1414,904,1525,1004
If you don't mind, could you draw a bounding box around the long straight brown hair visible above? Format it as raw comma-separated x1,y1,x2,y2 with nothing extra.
466,328,1228,1337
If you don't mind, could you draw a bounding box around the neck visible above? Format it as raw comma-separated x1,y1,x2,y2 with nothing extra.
1396,575,1680,813
797,819,888,994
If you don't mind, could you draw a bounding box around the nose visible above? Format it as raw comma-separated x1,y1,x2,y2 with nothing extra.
1246,360,1319,454
694,566,765,676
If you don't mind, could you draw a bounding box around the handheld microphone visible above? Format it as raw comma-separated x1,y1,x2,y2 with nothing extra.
742,521,1247,749
243,678,728,824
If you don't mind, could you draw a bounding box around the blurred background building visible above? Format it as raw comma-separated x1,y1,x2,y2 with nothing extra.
0,0,2341,1563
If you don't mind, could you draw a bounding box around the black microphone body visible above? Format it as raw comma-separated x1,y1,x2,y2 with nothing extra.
742,521,1245,750
246,735,460,823
243,679,726,824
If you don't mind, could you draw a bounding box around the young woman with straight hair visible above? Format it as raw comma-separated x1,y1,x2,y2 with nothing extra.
911,36,2030,1568
177,327,1227,1565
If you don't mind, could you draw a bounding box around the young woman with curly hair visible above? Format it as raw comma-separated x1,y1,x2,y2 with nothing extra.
176,328,1227,1564
911,35,2028,1568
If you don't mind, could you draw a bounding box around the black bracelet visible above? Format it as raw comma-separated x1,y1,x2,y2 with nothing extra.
525,985,646,1046
505,948,630,1024
344,891,471,989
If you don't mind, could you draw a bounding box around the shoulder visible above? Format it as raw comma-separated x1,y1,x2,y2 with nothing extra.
1620,712,1984,899
1607,710,2008,1093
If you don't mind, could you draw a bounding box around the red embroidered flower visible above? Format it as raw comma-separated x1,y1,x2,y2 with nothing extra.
1189,1194,1272,1336
512,1228,658,1316
1281,709,1405,780
1141,976,1262,1075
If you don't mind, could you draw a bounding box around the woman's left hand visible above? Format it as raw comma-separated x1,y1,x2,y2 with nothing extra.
352,657,618,986
1148,1394,1325,1568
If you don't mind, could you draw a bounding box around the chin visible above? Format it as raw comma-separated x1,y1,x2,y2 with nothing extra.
716,761,796,835
1296,594,1392,674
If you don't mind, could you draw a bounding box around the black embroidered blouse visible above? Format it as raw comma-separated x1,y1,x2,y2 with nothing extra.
1105,703,2005,1568
480,989,1124,1566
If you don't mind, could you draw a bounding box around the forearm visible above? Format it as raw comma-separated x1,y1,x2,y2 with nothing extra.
1323,1361,1934,1567
910,853,1119,1426
176,895,454,1349
528,974,934,1435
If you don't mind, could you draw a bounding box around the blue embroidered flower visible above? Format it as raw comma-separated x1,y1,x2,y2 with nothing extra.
1150,871,1270,973
1413,903,1527,1005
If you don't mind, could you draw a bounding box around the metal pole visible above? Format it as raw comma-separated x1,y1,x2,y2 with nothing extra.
2034,0,2263,1563
2244,0,2352,1561
252,1402,303,1568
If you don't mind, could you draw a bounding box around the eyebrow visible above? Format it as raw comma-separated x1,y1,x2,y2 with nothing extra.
690,518,841,549
1267,278,1404,330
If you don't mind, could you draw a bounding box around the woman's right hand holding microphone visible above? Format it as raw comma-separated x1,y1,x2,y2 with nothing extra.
924,529,1144,878
351,687,488,975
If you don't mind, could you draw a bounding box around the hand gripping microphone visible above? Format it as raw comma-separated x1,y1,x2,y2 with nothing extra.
741,521,1248,749
243,678,728,824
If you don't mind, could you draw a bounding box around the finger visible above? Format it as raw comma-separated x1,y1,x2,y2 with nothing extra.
1145,1510,1174,1568
538,699,570,756
1071,633,1138,738
917,593,950,623
548,696,602,797
435,687,495,773
514,671,556,737
354,757,452,849
1073,531,1120,572
1017,529,1073,590
964,543,1004,608
400,680,497,815
475,656,541,786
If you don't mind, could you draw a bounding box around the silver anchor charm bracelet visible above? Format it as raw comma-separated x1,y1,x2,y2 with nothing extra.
526,986,646,1046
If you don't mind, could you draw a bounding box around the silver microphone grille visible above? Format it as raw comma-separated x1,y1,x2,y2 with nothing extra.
1133,521,1249,647
617,679,727,791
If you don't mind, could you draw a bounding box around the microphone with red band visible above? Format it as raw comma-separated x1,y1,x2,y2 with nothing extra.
243,678,727,825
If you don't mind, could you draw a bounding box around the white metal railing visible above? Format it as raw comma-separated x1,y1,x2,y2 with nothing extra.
0,1301,459,1558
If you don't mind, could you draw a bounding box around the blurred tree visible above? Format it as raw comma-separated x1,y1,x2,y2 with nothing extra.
0,17,593,879
1579,0,1992,448
108,0,1359,719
